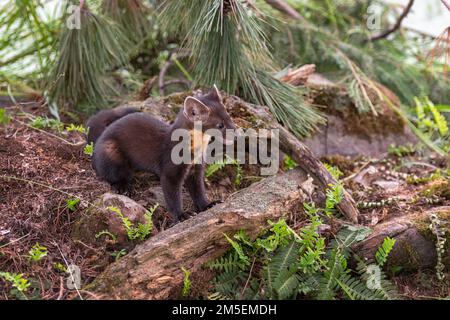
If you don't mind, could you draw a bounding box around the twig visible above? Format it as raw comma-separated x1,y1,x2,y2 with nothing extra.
240,256,257,299
158,51,191,96
14,118,84,147
0,232,31,249
0,174,97,209
57,277,65,300
442,0,450,11
341,160,374,183
370,0,415,41
264,0,306,22
53,242,83,300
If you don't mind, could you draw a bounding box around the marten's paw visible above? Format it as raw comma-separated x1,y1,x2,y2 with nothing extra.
181,210,198,220
204,200,223,210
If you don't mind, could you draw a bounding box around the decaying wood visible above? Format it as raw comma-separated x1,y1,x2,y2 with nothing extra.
87,168,310,299
352,207,450,270
280,64,316,86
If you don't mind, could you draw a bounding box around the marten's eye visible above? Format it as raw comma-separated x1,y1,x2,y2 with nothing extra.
217,122,224,129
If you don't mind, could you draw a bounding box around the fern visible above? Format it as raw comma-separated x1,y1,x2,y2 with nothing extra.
181,267,191,297
208,201,400,300
207,251,245,273
316,248,348,300
273,268,300,299
337,274,384,300
375,237,396,267
262,240,302,299
357,261,399,300
223,233,250,266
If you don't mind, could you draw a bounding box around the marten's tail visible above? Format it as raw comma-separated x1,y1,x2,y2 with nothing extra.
86,107,140,144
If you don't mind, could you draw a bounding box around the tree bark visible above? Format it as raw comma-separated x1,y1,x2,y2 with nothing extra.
87,168,310,299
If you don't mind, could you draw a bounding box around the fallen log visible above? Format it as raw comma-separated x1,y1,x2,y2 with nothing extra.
87,168,310,299
352,207,450,271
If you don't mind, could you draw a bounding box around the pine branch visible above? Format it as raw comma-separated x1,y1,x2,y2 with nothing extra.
369,0,415,42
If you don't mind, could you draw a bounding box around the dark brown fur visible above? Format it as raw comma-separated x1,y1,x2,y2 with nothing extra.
86,106,140,144
92,90,235,222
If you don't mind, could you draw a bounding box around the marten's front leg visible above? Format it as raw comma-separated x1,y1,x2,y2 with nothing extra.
160,169,184,222
185,164,210,212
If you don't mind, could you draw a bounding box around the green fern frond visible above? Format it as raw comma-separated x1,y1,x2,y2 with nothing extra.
213,269,242,298
268,241,300,279
207,251,246,273
223,233,250,266
337,274,384,300
273,269,300,299
316,248,348,300
375,237,396,267
357,262,399,300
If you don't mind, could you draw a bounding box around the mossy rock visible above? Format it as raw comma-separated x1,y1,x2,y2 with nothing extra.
72,193,155,246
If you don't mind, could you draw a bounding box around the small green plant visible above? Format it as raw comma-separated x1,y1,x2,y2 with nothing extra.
283,155,297,171
28,243,48,262
0,108,11,126
325,183,343,217
53,262,68,273
65,198,80,212
65,123,86,134
95,230,118,242
406,170,444,185
414,97,450,152
324,163,343,180
375,237,396,267
29,116,64,132
206,155,242,186
181,267,191,297
110,249,127,262
108,204,157,241
83,142,94,156
387,144,416,157
0,272,30,292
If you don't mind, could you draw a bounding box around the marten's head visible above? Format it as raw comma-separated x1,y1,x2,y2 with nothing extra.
182,87,236,136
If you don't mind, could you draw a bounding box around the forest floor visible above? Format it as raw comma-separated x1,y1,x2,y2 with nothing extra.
0,103,449,300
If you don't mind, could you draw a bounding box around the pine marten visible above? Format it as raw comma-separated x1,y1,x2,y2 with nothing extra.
86,106,140,144
91,89,236,222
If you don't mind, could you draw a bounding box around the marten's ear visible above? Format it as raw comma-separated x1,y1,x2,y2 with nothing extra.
183,97,210,122
212,84,222,102
202,85,222,103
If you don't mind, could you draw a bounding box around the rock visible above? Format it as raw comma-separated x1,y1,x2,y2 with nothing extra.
353,165,378,187
304,76,417,157
373,180,401,190
72,193,154,245
352,208,450,271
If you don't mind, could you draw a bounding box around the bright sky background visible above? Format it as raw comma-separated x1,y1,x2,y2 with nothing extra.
385,0,449,36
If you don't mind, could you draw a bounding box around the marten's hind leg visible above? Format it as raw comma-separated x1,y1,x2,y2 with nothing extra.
93,139,132,194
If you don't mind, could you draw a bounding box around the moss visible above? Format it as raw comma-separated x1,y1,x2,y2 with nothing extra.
419,179,450,199
413,210,450,268
308,85,405,136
